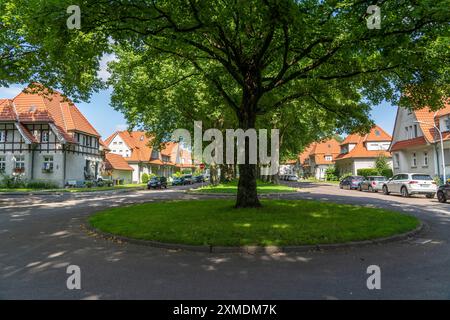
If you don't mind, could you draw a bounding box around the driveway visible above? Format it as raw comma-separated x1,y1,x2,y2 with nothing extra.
1,183,449,299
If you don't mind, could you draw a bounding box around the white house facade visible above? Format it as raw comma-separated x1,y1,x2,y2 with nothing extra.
0,86,105,187
390,103,450,181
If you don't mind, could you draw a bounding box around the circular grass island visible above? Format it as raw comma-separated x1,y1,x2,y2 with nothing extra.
89,200,420,248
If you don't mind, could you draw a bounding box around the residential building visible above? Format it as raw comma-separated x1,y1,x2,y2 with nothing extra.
104,131,194,183
390,101,450,180
103,153,133,184
298,138,341,180
335,125,392,175
0,85,105,187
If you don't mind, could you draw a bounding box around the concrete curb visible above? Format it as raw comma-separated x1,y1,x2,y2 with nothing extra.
85,219,424,254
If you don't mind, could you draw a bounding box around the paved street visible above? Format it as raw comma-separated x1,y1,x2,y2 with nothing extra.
1,183,450,299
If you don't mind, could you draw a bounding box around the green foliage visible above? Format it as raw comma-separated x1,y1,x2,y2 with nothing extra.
375,155,391,172
181,169,192,175
325,166,339,181
85,181,94,188
173,171,183,178
141,173,150,184
380,168,394,178
339,173,353,181
357,168,380,178
0,175,59,189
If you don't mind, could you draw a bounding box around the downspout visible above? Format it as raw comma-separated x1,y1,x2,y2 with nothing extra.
62,144,67,187
30,145,35,180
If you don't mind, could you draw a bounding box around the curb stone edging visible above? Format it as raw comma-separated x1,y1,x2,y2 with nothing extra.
0,188,144,196
84,218,424,254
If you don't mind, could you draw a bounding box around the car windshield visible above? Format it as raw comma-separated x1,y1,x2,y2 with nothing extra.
412,174,433,181
353,177,364,181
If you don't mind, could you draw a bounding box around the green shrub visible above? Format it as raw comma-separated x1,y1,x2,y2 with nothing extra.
325,166,339,181
85,181,94,188
26,181,59,189
181,169,192,174
357,168,380,178
173,171,183,178
141,173,149,184
1,175,27,188
380,168,393,178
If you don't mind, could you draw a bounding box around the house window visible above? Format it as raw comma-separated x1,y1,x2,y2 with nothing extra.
413,124,418,138
42,131,49,143
445,117,450,131
405,127,409,139
325,155,332,161
0,156,5,173
394,154,400,168
151,150,159,159
0,130,6,142
411,152,417,167
113,141,117,145
14,155,25,172
423,152,428,167
42,155,54,172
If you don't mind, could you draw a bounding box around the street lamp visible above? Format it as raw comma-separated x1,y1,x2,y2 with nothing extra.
415,115,446,183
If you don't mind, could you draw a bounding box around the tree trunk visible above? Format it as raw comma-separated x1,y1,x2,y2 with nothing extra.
209,164,220,185
235,93,261,208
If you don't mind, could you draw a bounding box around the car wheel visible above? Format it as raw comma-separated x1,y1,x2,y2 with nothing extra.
426,193,435,199
401,186,409,198
437,191,447,203
383,185,390,195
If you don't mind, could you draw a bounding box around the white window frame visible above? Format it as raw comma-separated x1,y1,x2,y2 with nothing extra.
394,153,400,168
14,155,25,169
411,152,417,167
42,155,54,172
325,155,333,161
0,156,6,172
0,130,6,143
42,131,50,143
423,152,428,167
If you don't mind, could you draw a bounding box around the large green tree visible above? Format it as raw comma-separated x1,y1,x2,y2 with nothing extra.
1,0,448,207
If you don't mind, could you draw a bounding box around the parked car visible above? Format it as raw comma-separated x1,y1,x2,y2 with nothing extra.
147,176,167,189
172,177,185,186
194,175,206,183
285,174,299,181
437,184,450,203
382,173,437,198
183,175,194,185
339,176,364,190
358,176,387,192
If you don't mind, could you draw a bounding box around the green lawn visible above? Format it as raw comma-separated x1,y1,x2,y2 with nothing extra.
0,184,145,193
195,180,297,194
89,199,419,247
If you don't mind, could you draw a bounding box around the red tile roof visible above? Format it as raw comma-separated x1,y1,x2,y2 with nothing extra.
336,125,392,160
104,131,193,167
0,99,16,121
414,101,450,143
390,136,427,152
105,153,133,171
1,84,100,137
297,139,340,166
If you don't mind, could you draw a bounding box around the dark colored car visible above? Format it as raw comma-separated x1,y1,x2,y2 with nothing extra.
437,184,450,203
183,175,194,185
172,177,185,186
194,175,205,183
339,175,364,190
147,176,167,189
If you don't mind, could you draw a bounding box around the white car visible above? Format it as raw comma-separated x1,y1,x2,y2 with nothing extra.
286,174,299,181
382,173,437,198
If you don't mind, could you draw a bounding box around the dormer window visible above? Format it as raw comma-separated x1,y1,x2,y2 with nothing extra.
325,155,332,161
375,130,380,136
29,105,37,112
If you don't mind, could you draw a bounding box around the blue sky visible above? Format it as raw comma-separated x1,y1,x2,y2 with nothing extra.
0,85,397,140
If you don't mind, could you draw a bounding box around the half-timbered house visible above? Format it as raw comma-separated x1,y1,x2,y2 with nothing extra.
0,85,105,187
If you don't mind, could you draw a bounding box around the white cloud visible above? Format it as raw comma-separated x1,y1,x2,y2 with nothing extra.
98,53,117,82
0,85,23,98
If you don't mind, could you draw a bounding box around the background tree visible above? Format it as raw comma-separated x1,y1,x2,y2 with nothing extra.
1,0,448,207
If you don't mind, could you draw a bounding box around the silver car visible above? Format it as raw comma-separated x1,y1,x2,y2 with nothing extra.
382,173,437,198
358,176,387,192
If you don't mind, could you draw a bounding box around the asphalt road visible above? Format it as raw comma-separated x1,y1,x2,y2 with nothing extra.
1,182,449,299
